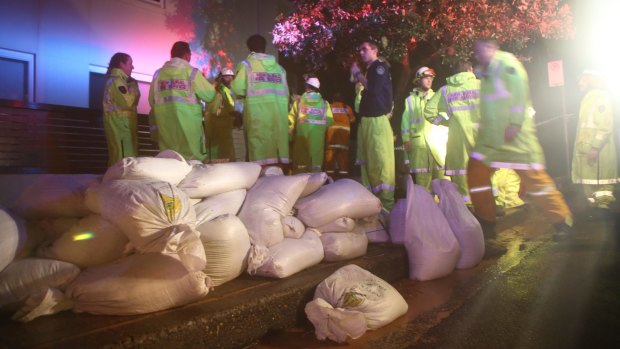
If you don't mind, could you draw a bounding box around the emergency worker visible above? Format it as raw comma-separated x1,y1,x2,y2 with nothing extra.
424,61,480,205
572,70,617,210
401,66,447,191
149,41,215,161
324,92,355,177
288,77,333,173
350,41,395,211
102,52,140,166
469,38,573,241
204,67,238,163
232,34,289,167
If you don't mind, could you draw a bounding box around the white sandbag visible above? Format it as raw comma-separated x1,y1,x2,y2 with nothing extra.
314,217,356,233
404,177,460,281
295,179,382,228
357,215,390,243
282,216,305,239
0,258,80,308
12,174,100,219
311,264,408,335
194,189,246,226
177,162,261,198
432,179,484,269
305,298,367,343
37,215,128,269
297,172,328,198
388,199,407,244
253,230,324,278
0,209,26,272
197,214,250,286
65,253,211,315
238,175,308,248
321,229,368,262
103,151,191,186
85,180,197,253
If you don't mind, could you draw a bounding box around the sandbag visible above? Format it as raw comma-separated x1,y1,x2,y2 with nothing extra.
282,215,305,239
357,215,390,243
388,199,407,244
297,172,328,198
66,253,211,315
194,189,246,226
321,228,368,262
295,179,381,228
238,175,308,248
37,215,129,269
103,151,191,186
196,215,250,286
0,258,80,309
85,180,196,253
308,264,408,343
0,209,26,272
177,162,261,199
252,230,324,278
314,217,356,233
404,177,460,281
432,179,484,269
13,174,100,219
260,166,284,177
305,298,367,343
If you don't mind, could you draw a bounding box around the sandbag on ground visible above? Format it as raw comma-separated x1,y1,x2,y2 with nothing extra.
314,217,356,233
320,228,368,262
252,230,324,278
404,177,460,281
306,264,408,343
238,175,308,248
178,162,261,199
0,209,26,272
357,215,390,243
37,214,129,269
282,215,305,239
432,179,484,269
13,174,100,219
295,179,381,228
66,253,211,315
85,179,196,253
196,214,250,286
388,199,407,244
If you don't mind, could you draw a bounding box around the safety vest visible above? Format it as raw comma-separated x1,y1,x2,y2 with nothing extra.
103,68,139,117
471,50,545,169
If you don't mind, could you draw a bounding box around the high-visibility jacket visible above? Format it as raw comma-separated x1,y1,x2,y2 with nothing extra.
204,83,236,163
231,52,289,165
288,92,333,172
401,88,445,172
325,101,355,173
471,50,545,169
424,71,480,175
149,58,215,161
572,88,618,185
103,68,140,165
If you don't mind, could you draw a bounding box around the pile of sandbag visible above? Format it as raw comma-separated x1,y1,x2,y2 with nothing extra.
2,150,406,322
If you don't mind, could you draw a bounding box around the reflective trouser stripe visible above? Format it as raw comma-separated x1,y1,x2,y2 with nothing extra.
518,168,573,226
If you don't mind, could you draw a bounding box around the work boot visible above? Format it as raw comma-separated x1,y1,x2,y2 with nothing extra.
552,222,574,241
483,239,508,259
495,205,506,217
477,219,497,240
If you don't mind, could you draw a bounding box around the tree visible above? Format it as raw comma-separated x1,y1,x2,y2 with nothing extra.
272,0,574,70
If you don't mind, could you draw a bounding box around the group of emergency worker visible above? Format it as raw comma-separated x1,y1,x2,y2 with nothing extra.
102,35,617,246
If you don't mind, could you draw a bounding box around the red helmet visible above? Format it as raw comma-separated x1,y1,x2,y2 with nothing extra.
415,66,436,80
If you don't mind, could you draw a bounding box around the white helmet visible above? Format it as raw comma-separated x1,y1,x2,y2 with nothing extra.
305,77,320,89
221,68,235,77
415,66,436,80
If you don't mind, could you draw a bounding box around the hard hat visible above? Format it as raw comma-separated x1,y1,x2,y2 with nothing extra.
415,66,436,80
221,68,235,77
305,77,320,89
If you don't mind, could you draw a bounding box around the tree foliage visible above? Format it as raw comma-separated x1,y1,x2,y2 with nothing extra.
272,0,574,69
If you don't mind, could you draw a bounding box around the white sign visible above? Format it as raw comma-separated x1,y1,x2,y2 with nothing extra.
547,60,564,87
